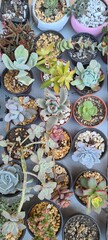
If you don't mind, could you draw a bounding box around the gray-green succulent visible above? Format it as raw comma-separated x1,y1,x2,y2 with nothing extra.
71,60,104,91
2,45,38,86
43,0,65,17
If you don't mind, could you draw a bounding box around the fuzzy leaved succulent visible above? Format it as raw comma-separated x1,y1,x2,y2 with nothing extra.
78,100,98,121
75,176,107,213
36,87,71,130
72,142,101,168
72,60,104,91
2,45,38,86
43,0,65,17
41,60,75,93
0,163,23,195
5,96,37,125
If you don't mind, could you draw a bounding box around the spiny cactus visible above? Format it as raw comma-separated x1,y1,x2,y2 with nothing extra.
71,60,104,91
78,100,98,121
2,45,38,86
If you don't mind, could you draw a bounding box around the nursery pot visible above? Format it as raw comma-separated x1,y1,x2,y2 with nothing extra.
73,94,107,127
1,68,33,96
26,199,63,238
1,0,29,24
55,162,72,190
73,169,107,207
70,0,107,36
72,128,107,159
63,213,100,240
32,0,70,31
67,32,99,66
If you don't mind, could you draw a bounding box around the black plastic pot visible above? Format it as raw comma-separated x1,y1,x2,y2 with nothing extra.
0,160,23,198
1,0,29,24
63,213,100,240
1,68,33,96
72,128,107,159
34,30,64,58
67,32,99,66
26,199,63,238
55,162,72,190
73,169,107,207
4,126,37,160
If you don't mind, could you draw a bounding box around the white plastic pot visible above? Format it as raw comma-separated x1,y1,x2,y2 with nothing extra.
32,0,70,31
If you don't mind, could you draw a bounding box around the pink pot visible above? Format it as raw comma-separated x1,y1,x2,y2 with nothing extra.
71,0,108,36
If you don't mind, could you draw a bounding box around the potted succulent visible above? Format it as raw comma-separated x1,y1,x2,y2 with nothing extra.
40,126,72,161
0,161,23,197
67,33,98,66
1,45,38,95
26,200,63,239
32,0,70,31
71,60,105,95
63,214,100,239
73,95,107,127
70,0,108,36
71,128,107,168
1,0,29,24
74,169,107,213
0,20,35,60
98,26,108,64
36,87,72,130
4,95,38,127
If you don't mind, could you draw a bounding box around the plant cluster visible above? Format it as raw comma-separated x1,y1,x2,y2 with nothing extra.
98,30,108,56
42,0,65,17
67,0,89,18
78,100,98,121
72,60,104,91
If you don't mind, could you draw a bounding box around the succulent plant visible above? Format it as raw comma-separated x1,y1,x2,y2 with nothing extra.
56,39,73,52
75,176,107,213
97,32,108,56
5,96,37,125
71,60,104,91
2,45,38,86
67,0,89,18
78,100,98,121
72,142,101,168
42,0,65,17
41,60,75,93
0,163,23,195
49,126,65,143
36,87,71,130
52,185,72,208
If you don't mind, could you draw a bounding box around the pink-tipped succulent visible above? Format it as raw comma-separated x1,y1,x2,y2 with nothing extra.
51,184,73,208
49,126,65,143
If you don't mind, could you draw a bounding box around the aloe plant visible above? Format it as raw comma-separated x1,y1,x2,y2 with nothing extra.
75,176,107,213
36,87,71,130
71,60,104,91
41,60,75,93
2,45,38,86
78,100,98,121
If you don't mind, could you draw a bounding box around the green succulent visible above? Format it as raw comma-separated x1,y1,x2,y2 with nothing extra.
78,100,98,121
43,0,65,17
75,176,107,213
56,39,73,52
71,60,104,91
2,45,38,86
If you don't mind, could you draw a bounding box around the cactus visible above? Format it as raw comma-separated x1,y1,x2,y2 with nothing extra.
78,100,98,121
5,96,37,125
72,142,101,168
71,60,104,91
2,45,38,86
36,87,71,130
75,176,107,213
0,163,23,195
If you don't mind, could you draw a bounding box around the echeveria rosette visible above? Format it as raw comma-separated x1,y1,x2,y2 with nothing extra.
78,100,98,121
72,142,101,168
0,164,23,195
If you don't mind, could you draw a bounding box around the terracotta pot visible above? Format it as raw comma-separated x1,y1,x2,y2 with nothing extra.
73,94,107,127
70,0,107,36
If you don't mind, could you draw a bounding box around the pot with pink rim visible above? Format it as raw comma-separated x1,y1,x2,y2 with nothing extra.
70,0,108,36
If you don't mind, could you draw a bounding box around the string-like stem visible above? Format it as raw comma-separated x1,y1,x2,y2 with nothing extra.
26,171,40,181
25,141,45,148
20,136,29,145
17,150,27,214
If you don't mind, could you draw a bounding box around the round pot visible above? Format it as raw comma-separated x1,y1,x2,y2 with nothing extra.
73,94,107,127
63,214,100,240
1,0,29,24
1,68,33,96
0,160,23,198
34,30,64,59
73,169,107,208
32,0,70,31
4,126,37,160
67,32,99,66
55,162,72,189
72,128,107,159
26,199,63,238
70,0,107,36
